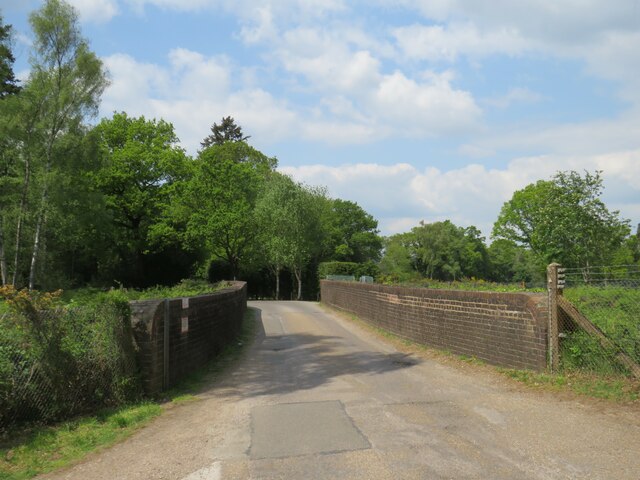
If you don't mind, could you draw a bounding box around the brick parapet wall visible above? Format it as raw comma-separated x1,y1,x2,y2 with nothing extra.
130,281,247,394
321,281,548,371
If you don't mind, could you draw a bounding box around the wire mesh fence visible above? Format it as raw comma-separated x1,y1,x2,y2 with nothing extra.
557,265,640,378
0,303,140,433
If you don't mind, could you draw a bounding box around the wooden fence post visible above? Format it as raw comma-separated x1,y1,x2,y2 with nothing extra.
163,298,170,390
547,263,562,372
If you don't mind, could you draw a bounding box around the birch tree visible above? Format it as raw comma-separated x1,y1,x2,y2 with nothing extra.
24,0,107,289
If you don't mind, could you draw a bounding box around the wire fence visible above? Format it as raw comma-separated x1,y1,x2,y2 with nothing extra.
558,265,640,378
0,303,140,433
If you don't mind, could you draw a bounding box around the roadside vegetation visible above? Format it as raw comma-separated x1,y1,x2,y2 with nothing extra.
0,308,257,480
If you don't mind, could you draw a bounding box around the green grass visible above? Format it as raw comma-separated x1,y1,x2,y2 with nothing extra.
0,403,162,480
564,286,640,362
0,307,258,480
499,368,640,402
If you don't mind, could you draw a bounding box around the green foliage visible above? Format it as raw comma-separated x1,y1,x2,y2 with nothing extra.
322,199,382,263
0,287,140,429
563,286,640,372
200,116,251,150
62,279,228,305
493,170,630,268
318,262,359,278
93,112,193,286
379,220,490,282
0,14,20,98
182,142,275,279
487,239,545,283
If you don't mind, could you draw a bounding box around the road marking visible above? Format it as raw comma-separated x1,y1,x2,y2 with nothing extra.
181,462,221,480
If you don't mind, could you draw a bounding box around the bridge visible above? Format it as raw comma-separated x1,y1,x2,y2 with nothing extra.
43,301,640,479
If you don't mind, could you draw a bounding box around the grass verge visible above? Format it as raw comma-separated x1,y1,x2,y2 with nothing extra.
0,307,258,480
0,403,162,480
321,303,640,404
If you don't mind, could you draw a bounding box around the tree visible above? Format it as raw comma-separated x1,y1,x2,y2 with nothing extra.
322,199,382,263
200,116,250,149
411,220,488,281
183,141,276,279
93,112,189,286
0,15,21,284
492,171,630,269
255,173,326,299
0,14,20,98
487,239,544,284
379,232,415,280
23,0,108,289
254,173,299,299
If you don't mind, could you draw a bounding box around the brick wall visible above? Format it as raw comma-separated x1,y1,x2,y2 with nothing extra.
321,281,548,371
130,281,247,394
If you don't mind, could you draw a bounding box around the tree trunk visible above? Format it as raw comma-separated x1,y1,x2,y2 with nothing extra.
12,152,31,286
294,268,302,300
275,266,280,300
0,218,7,285
28,207,46,291
29,159,51,291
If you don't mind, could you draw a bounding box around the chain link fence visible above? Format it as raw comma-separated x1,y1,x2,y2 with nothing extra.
0,302,140,433
557,265,640,377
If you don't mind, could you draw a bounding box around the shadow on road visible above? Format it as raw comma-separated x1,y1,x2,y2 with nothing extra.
210,307,420,398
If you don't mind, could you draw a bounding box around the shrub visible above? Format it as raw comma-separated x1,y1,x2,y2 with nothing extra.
0,287,140,430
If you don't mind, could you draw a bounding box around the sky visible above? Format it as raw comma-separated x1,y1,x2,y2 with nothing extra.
3,0,640,238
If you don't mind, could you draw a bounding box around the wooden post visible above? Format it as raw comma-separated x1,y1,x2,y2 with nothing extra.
547,263,561,372
163,298,170,390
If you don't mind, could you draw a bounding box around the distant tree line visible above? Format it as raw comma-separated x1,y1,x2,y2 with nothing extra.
380,170,637,284
0,1,383,298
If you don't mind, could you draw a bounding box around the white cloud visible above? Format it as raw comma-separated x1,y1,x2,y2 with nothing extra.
393,22,527,62
101,50,297,153
372,71,480,135
388,0,640,107
483,87,545,109
272,27,481,141
281,150,640,237
67,0,119,22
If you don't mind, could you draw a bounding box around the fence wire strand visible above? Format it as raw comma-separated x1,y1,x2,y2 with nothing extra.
559,265,640,377
0,304,140,433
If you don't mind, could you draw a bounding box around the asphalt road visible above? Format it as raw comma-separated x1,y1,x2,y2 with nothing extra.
43,301,640,479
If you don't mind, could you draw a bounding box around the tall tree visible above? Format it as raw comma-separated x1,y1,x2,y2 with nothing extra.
93,112,189,286
492,170,630,269
183,141,276,279
254,173,299,299
0,14,20,98
255,173,326,299
410,220,488,281
24,0,108,289
0,14,21,284
322,199,383,263
200,116,250,149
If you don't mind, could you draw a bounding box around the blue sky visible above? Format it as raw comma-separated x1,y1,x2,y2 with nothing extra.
4,0,640,237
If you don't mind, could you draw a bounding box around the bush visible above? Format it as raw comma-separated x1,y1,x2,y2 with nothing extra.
318,262,359,278
0,286,140,430
318,261,380,280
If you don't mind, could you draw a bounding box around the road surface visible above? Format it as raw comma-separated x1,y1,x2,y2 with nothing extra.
43,301,640,479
